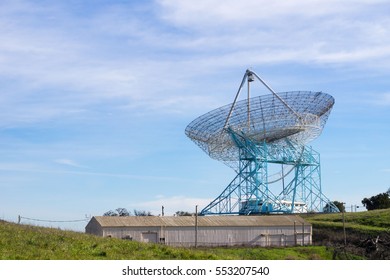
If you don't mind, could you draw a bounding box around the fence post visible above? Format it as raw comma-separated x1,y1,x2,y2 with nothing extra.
342,203,347,246
18,215,21,224
195,205,198,248
294,221,297,246
302,222,305,246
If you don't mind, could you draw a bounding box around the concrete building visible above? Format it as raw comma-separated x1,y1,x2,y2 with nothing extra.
86,215,311,247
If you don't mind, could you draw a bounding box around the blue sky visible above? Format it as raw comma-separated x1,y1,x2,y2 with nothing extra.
0,0,389,231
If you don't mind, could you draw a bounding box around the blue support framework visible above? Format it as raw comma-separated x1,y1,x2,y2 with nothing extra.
200,127,339,215
185,69,339,216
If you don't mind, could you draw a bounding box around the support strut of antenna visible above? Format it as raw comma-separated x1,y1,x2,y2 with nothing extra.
200,128,339,215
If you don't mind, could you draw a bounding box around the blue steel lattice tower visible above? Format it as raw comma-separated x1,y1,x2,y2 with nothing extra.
185,69,339,215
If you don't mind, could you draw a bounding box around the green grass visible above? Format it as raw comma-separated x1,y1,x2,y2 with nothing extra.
206,246,336,260
0,220,214,260
1,220,335,260
302,208,390,234
4,209,388,259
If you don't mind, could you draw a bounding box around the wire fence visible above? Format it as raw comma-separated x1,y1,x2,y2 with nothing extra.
18,215,89,223
17,215,90,231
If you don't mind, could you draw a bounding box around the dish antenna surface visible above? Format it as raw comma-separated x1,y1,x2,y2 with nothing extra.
186,69,339,215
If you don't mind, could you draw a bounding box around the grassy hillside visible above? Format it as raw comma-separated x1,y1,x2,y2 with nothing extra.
302,209,390,260
2,209,388,260
0,220,336,260
302,208,390,234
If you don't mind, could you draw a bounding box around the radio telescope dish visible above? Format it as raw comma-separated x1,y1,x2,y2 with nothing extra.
186,69,339,214
186,91,334,165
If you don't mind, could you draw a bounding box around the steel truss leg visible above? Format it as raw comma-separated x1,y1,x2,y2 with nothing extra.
200,129,339,215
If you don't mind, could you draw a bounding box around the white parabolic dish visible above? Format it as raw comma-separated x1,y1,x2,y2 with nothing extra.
185,91,335,163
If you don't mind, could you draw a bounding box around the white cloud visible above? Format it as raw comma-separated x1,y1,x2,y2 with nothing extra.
1,0,390,128
376,93,390,106
0,2,224,126
157,0,390,70
356,92,390,107
0,162,191,184
54,159,88,169
158,0,388,27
